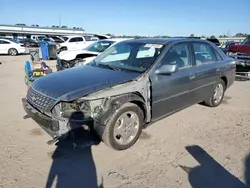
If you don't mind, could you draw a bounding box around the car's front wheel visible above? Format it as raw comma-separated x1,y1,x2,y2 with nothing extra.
102,103,144,150
8,48,18,56
204,79,225,107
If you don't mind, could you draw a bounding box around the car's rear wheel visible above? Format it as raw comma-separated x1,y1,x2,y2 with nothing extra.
204,79,225,107
102,103,144,150
8,48,18,56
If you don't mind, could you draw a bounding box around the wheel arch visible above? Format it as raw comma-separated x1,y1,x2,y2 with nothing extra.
94,92,147,132
220,76,228,89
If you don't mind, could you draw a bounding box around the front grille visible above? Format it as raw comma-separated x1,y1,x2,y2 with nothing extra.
232,53,250,61
27,87,56,112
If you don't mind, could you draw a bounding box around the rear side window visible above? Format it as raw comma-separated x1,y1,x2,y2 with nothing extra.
193,43,217,65
69,37,83,42
0,40,10,44
76,37,83,42
69,37,77,42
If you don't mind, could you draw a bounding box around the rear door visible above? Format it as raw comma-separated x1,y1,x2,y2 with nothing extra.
189,42,220,103
150,42,195,120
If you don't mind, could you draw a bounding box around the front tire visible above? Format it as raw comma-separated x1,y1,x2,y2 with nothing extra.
204,79,225,107
102,103,144,150
8,48,18,56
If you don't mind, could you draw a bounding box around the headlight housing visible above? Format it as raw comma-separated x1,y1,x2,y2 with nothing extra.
73,59,86,67
52,100,91,119
52,98,110,119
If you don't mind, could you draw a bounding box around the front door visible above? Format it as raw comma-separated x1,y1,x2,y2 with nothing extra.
150,42,195,120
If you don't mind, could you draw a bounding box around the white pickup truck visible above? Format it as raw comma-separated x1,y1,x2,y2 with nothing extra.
58,34,110,53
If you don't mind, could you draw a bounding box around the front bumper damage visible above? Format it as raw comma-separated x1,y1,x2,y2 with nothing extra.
22,98,99,139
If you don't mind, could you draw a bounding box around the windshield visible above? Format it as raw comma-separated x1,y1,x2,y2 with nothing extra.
91,42,165,73
242,36,250,45
86,40,115,53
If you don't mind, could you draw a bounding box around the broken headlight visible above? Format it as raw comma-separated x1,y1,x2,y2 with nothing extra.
52,98,110,119
52,100,91,119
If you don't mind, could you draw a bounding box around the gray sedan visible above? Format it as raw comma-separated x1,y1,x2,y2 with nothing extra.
22,38,236,150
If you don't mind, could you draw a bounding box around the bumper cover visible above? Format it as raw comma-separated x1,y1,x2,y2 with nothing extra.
22,98,60,138
22,98,105,138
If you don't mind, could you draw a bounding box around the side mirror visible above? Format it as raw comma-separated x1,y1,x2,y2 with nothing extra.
155,64,178,75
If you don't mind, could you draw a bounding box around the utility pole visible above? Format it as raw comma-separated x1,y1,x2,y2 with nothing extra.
59,15,61,27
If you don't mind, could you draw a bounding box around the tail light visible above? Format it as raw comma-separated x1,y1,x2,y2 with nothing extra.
20,43,25,47
233,62,236,71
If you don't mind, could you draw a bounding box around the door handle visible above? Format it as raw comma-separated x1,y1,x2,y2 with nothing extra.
189,75,196,80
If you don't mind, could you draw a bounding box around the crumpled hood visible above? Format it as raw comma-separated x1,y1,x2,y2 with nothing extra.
58,50,99,61
31,65,141,101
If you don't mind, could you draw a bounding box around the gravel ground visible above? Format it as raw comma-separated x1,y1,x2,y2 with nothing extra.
0,55,250,188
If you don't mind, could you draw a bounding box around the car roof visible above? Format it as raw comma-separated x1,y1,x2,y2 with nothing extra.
121,37,211,44
64,35,83,38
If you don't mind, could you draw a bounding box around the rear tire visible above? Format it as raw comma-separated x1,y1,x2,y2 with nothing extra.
8,48,18,56
102,103,144,150
204,79,225,107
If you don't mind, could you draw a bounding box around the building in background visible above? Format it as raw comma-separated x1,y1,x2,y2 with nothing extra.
0,24,92,39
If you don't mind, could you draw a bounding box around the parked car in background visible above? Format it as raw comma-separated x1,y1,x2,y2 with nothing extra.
56,38,131,71
58,34,110,53
31,35,46,42
206,37,220,46
220,41,239,54
57,35,96,52
0,38,25,55
48,36,65,44
228,35,250,55
37,38,56,45
16,38,39,48
227,35,250,79
22,37,236,150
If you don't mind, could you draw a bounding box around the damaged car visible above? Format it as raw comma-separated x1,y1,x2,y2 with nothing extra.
22,38,236,150
56,38,131,71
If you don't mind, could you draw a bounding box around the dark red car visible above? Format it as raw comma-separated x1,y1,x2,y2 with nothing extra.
228,35,250,79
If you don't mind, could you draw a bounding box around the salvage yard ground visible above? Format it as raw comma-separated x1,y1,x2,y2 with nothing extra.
1,55,250,188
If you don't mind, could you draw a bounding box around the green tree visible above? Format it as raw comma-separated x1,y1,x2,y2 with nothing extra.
61,25,68,28
190,34,195,37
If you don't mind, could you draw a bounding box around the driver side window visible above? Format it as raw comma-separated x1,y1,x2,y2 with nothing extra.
161,43,191,69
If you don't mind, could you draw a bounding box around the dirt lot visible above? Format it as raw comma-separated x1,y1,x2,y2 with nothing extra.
1,55,250,188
